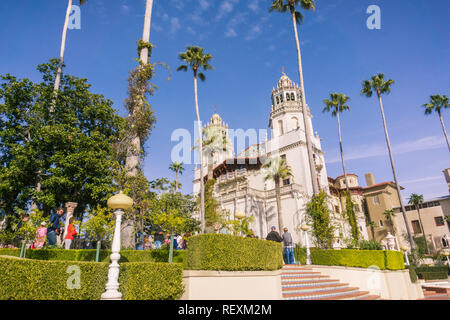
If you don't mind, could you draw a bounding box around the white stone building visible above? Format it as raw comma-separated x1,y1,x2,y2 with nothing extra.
193,73,368,245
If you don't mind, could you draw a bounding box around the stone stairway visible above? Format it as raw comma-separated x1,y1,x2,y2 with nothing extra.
281,265,381,300
421,283,450,300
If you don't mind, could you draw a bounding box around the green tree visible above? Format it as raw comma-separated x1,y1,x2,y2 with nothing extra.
423,94,450,152
201,125,232,178
269,0,319,195
148,192,199,262
169,162,184,192
0,60,124,219
323,93,351,192
305,191,335,249
361,73,416,251
177,46,213,233
408,193,429,254
203,179,221,232
263,156,292,232
150,178,170,196
82,206,114,244
344,193,359,244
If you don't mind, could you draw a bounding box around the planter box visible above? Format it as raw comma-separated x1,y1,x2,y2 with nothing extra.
310,265,424,300
181,270,282,300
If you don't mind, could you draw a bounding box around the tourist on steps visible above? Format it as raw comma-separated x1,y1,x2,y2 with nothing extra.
282,227,295,265
266,226,282,242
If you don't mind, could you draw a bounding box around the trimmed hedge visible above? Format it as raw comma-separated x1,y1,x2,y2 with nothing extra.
0,256,184,300
187,234,283,271
119,262,184,300
0,248,187,268
294,248,405,270
415,266,449,280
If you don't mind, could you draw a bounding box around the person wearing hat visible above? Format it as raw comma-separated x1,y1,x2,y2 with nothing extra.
266,226,282,242
282,227,295,265
33,222,47,249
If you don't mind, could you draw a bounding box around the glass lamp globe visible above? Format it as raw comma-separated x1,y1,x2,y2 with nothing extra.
301,224,310,232
107,191,133,210
235,212,245,219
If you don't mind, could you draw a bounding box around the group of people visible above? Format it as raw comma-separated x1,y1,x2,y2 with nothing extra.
32,207,77,250
266,226,295,265
136,230,190,251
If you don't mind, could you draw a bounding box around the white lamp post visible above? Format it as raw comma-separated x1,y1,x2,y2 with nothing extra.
101,191,133,300
401,246,410,266
235,212,245,236
301,224,312,265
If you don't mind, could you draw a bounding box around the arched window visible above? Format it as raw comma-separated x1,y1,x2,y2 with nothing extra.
291,93,295,101
286,93,290,101
278,120,284,136
276,96,279,104
280,94,284,103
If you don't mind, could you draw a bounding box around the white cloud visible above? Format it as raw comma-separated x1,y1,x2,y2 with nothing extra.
245,25,262,40
248,0,260,13
170,17,181,34
225,27,237,38
325,135,446,164
198,0,211,10
400,176,443,185
216,0,239,21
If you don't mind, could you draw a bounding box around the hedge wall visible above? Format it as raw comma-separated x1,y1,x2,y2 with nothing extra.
294,248,405,270
187,234,283,271
0,248,187,268
415,266,449,280
0,256,184,300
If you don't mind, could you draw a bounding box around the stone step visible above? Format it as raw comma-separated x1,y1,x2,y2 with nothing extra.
283,287,360,300
281,275,331,282
282,283,349,294
282,279,341,287
356,295,381,300
281,271,322,276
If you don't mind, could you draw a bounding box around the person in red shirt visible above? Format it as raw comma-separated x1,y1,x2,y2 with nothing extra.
64,217,77,249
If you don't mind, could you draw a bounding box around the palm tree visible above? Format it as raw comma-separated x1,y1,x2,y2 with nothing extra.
53,0,89,96
408,193,430,254
423,95,450,152
263,156,293,232
177,46,213,234
169,162,184,192
151,178,169,197
201,125,232,178
323,93,351,193
269,0,319,195
125,0,154,176
361,73,416,251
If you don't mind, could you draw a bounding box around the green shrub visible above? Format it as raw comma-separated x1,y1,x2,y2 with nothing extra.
294,248,405,270
0,248,187,267
294,246,307,265
119,262,184,300
0,256,184,300
359,240,382,250
0,256,108,300
187,234,283,271
384,250,405,270
420,272,448,280
408,266,418,283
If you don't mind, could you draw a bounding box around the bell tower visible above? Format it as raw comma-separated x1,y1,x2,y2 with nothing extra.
269,72,312,140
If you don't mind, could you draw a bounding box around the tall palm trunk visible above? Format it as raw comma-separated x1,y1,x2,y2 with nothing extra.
336,112,350,193
290,7,319,195
416,206,430,254
125,0,153,176
175,170,178,192
53,0,73,96
377,92,416,251
275,178,284,232
122,0,153,248
194,70,205,233
438,110,450,152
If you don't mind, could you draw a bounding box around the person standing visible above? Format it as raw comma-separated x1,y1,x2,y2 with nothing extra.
266,226,283,242
154,230,164,249
47,208,64,246
176,233,184,250
64,217,77,249
33,222,47,249
282,227,295,265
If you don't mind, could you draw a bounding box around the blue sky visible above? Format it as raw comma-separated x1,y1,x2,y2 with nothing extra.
1,0,449,201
